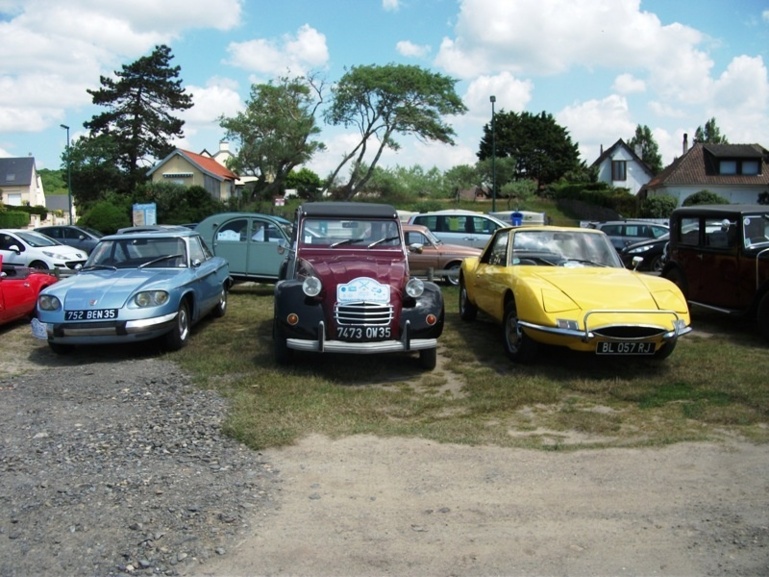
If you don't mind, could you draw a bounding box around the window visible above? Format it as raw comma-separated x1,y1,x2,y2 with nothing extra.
719,160,737,175
611,160,627,181
742,160,760,175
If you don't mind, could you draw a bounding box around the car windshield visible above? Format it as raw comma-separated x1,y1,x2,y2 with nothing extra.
15,231,60,247
85,237,188,268
512,230,622,267
299,218,401,249
743,214,769,247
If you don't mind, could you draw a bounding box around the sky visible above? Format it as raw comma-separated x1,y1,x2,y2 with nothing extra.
1,0,768,182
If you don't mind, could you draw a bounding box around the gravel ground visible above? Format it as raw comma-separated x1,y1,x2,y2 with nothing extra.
0,328,280,577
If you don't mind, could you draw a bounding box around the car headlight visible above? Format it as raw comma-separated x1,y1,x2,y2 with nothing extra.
38,294,61,311
133,290,169,308
302,276,322,297
628,245,652,254
405,277,424,298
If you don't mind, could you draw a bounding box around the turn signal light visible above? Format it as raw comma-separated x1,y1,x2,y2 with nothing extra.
287,313,299,326
426,314,437,326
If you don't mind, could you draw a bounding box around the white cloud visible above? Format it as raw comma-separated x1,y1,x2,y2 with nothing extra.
763,10,769,23
226,24,329,76
613,73,645,94
557,95,637,163
382,0,400,12
396,40,430,58
463,73,533,120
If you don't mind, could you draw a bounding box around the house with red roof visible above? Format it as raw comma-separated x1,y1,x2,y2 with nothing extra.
147,148,239,201
643,135,769,205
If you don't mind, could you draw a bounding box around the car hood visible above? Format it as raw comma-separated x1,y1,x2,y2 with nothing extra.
301,254,408,293
524,267,686,312
46,268,182,309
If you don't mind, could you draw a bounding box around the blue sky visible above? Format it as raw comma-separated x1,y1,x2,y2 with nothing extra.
1,0,768,182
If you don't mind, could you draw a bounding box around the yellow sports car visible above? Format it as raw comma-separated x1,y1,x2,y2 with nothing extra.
459,226,691,363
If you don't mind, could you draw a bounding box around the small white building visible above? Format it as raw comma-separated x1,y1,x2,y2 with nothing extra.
591,139,655,196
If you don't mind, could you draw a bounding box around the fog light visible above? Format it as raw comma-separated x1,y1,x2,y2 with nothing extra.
287,313,299,326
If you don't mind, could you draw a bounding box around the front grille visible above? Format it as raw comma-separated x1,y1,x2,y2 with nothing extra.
64,260,87,269
334,302,393,326
593,326,666,339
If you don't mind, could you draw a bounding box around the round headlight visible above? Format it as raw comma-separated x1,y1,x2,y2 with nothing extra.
38,294,61,311
302,276,322,297
405,278,424,298
134,290,169,307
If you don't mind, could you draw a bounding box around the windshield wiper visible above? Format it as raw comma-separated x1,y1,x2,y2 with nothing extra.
330,238,367,248
81,263,117,271
367,236,400,248
139,254,184,268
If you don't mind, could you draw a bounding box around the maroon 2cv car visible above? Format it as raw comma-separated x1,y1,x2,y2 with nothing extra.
273,202,444,370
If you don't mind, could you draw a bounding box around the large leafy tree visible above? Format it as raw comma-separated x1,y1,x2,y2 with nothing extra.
694,117,729,144
628,124,663,174
83,44,193,193
66,133,129,209
323,64,467,200
478,110,581,188
220,76,325,200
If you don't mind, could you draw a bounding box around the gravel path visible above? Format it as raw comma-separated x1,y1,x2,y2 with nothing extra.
0,354,279,577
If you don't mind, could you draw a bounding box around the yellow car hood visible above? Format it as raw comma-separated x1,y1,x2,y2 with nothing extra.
523,267,686,313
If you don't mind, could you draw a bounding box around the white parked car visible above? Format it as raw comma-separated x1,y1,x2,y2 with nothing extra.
0,229,87,274
408,210,509,249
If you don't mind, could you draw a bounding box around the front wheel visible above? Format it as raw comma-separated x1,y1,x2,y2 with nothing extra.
163,301,190,351
29,260,49,271
653,340,676,360
419,348,437,370
502,301,538,363
458,277,477,321
273,320,294,365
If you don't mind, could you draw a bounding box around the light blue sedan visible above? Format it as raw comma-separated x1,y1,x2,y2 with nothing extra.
34,229,232,354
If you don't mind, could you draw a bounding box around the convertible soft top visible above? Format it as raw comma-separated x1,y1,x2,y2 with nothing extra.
297,202,398,220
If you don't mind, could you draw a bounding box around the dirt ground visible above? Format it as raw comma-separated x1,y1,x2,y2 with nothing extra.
185,435,769,577
4,320,769,577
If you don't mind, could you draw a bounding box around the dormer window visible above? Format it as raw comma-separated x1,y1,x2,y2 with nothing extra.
718,159,761,176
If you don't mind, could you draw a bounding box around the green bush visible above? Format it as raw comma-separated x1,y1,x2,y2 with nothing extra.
641,195,678,219
78,200,131,234
0,211,29,228
683,190,729,206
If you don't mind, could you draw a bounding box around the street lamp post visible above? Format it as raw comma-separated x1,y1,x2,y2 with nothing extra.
60,124,73,225
489,95,496,213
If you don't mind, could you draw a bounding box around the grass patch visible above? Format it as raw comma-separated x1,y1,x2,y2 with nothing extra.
169,284,769,451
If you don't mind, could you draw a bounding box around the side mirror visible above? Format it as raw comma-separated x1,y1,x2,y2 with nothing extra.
721,219,731,232
408,243,424,254
8,244,21,254
631,256,643,270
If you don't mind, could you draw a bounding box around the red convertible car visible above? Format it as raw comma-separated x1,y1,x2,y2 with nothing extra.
0,254,57,326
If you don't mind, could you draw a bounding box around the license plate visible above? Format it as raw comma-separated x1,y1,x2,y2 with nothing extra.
596,341,655,355
65,309,118,321
336,326,391,341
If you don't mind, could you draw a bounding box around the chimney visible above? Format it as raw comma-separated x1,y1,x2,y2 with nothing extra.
219,140,230,153
683,133,688,155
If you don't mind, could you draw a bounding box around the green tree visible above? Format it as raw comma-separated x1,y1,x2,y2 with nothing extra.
627,125,663,174
38,169,67,195
324,63,467,200
66,133,128,210
286,167,323,200
478,110,581,188
78,197,132,233
220,76,325,201
84,45,193,193
694,117,728,144
134,182,226,224
443,164,480,200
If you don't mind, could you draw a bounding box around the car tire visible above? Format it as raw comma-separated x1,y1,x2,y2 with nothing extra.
273,320,294,364
757,293,769,341
653,340,677,360
48,342,73,355
502,300,538,363
418,347,437,370
662,266,689,298
458,276,477,321
211,285,228,318
163,300,190,351
649,255,664,273
29,260,49,271
444,262,461,286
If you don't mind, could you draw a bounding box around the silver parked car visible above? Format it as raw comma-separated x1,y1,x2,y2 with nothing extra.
408,210,509,249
